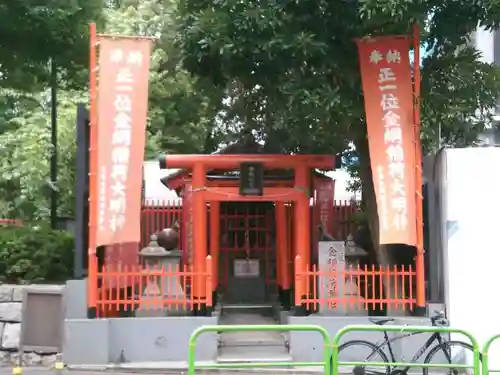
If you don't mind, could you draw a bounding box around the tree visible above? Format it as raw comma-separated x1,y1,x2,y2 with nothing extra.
104,0,225,154
0,0,103,220
176,0,500,304
0,0,103,90
0,0,227,221
0,91,84,220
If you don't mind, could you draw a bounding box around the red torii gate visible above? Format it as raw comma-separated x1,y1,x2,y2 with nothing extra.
158,153,336,306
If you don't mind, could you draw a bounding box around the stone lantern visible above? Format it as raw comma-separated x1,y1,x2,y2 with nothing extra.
344,233,368,266
342,233,368,316
136,234,186,316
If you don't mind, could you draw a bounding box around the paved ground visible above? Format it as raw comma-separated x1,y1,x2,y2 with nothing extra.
0,370,327,375
0,368,452,375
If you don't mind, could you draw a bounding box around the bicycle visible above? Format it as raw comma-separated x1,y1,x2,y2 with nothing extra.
335,311,480,375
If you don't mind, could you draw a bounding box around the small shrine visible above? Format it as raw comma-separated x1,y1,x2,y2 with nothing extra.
157,141,339,312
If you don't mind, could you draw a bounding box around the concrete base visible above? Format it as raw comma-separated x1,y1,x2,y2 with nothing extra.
65,279,87,319
63,316,218,366
289,316,453,364
63,279,457,368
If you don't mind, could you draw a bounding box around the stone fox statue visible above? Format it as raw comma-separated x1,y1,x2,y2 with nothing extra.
156,221,180,251
317,221,336,241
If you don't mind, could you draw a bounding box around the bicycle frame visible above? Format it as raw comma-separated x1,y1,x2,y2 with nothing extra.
366,330,453,374
332,324,480,375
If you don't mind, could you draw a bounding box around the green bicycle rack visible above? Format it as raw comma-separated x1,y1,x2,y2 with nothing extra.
187,324,332,375
331,324,480,375
482,334,500,375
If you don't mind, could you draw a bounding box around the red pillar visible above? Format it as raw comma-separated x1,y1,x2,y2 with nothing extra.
276,202,290,290
209,201,220,293
294,165,310,292
192,162,207,305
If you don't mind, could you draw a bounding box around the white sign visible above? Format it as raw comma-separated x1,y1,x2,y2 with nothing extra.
234,259,259,278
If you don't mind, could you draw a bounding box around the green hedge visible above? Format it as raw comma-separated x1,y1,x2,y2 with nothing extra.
0,224,74,283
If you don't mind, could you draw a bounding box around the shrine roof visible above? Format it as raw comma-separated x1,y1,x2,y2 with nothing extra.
159,141,332,190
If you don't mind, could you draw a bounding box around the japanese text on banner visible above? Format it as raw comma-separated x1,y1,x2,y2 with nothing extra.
356,37,417,246
95,38,152,247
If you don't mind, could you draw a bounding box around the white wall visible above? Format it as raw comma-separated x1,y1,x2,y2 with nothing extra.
142,161,180,205
443,148,500,368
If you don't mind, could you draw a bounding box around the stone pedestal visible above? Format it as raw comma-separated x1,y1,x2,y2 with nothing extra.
136,235,187,317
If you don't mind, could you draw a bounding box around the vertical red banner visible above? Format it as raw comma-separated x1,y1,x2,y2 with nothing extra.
315,177,335,235
356,36,417,246
95,38,153,247
313,177,335,262
182,183,194,268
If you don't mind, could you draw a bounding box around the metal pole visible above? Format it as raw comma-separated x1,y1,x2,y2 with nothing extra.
50,60,58,230
74,104,89,279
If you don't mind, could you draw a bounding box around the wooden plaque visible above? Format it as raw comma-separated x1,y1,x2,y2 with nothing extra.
239,162,264,196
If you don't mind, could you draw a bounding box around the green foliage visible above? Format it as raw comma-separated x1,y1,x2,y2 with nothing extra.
176,0,500,155
0,0,104,90
0,0,225,224
105,0,225,154
0,91,84,221
0,225,74,283
175,0,500,258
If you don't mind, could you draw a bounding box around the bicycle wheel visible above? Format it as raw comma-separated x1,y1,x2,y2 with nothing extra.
336,340,391,375
423,340,482,375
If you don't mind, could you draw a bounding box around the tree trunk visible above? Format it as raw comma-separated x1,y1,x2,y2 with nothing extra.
355,135,407,316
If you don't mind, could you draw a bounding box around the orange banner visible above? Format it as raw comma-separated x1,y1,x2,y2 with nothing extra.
95,37,152,247
356,36,417,246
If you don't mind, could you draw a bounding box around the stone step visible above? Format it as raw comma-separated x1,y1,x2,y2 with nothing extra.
221,303,276,317
220,335,286,347
218,311,278,325
216,310,289,353
218,346,291,361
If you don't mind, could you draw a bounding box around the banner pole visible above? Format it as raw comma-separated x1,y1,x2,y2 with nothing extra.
87,23,99,318
413,23,425,308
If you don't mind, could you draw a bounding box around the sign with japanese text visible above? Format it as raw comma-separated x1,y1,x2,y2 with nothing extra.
356,36,417,246
234,259,260,278
318,241,346,315
240,162,264,196
95,37,152,247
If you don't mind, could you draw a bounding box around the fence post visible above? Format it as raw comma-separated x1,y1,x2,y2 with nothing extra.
205,255,212,307
294,255,302,305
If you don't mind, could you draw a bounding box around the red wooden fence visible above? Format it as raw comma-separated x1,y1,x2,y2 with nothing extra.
140,199,357,249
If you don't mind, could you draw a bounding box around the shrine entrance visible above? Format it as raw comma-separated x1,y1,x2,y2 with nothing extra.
219,202,276,307
160,152,336,317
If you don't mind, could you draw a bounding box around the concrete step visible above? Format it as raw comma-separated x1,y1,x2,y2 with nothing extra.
220,334,286,347
217,311,289,356
219,311,276,323
217,348,292,362
219,331,286,347
221,303,276,317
